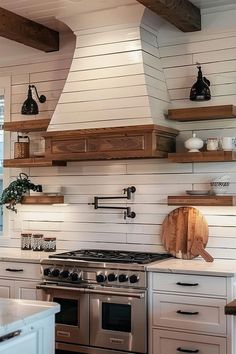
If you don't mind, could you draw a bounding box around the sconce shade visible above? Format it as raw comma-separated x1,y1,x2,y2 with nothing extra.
21,85,46,115
190,66,211,101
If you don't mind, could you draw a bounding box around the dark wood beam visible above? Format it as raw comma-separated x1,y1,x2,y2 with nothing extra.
136,0,201,32
0,7,59,52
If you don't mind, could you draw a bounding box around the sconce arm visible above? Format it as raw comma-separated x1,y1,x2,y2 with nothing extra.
30,85,46,103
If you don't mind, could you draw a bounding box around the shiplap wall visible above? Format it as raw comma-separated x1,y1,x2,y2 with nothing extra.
3,5,236,259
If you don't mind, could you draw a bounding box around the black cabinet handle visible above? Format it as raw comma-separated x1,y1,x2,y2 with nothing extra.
176,282,199,287
177,310,199,315
5,268,24,272
0,330,21,342
177,348,199,353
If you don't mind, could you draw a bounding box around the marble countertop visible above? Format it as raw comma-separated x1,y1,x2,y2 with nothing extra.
0,298,59,335
0,247,65,263
1,247,236,277
147,258,236,277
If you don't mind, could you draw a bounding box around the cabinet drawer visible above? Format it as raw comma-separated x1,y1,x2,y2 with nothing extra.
0,262,41,279
153,329,226,354
152,273,227,296
153,293,226,334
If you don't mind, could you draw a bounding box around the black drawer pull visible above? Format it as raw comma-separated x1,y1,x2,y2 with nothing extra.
5,268,24,272
0,330,21,342
177,310,199,315
176,282,199,287
177,348,199,353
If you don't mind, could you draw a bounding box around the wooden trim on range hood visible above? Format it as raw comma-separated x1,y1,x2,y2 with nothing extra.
44,124,179,161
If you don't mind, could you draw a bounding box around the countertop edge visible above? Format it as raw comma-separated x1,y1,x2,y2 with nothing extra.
146,258,236,277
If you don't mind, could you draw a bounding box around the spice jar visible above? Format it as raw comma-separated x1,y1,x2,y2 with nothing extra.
32,233,44,251
43,237,56,252
21,233,32,250
206,138,219,151
14,133,30,159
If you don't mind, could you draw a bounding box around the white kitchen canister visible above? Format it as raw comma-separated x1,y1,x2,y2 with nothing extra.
184,133,204,152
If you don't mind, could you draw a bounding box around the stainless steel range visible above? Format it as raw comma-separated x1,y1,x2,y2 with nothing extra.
38,249,171,354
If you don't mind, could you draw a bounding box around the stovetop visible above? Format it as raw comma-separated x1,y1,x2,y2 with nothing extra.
49,249,172,264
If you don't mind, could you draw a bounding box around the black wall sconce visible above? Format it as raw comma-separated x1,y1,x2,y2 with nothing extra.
21,85,46,115
190,65,211,101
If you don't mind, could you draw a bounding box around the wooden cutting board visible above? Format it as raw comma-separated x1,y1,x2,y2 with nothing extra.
161,207,214,262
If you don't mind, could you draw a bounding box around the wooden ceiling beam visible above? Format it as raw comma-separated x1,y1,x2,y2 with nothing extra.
136,0,201,32
0,7,59,52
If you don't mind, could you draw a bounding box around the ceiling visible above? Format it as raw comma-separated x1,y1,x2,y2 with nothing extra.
190,0,236,9
0,0,235,32
0,0,235,65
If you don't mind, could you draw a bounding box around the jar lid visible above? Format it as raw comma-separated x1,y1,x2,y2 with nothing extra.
21,233,32,236
33,234,44,238
44,237,56,240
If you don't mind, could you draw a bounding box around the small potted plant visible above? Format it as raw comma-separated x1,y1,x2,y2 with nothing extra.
0,173,42,213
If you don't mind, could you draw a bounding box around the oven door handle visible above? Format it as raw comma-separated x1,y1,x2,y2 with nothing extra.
85,288,145,299
36,284,86,293
37,284,145,299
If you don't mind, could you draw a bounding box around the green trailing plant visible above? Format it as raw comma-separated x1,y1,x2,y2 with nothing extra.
0,173,42,213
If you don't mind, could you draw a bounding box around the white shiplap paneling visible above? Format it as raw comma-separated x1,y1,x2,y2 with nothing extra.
2,5,236,260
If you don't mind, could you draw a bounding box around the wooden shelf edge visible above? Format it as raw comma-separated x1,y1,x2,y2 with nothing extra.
21,195,64,205
167,105,236,122
3,158,67,167
3,119,51,132
168,151,236,163
168,195,235,206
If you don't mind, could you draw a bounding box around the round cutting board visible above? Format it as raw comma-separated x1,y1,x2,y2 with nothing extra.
161,207,211,260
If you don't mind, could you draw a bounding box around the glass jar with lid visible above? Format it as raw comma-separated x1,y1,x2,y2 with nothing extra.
43,237,56,252
21,233,32,250
32,233,44,251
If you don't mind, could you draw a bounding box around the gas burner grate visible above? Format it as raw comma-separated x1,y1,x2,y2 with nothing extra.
49,249,172,264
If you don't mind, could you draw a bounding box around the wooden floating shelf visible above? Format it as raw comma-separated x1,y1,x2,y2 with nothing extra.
168,195,235,206
21,195,64,205
3,158,67,168
167,105,236,122
168,150,236,163
3,118,51,132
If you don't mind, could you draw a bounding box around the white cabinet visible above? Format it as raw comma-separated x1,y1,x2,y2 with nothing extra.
153,329,227,354
0,301,58,354
0,261,42,300
149,272,235,354
0,279,14,298
14,280,42,300
0,331,38,354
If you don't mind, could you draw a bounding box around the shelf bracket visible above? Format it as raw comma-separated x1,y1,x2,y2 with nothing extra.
89,186,136,219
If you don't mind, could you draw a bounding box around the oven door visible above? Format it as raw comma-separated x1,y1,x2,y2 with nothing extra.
89,288,147,353
38,284,89,346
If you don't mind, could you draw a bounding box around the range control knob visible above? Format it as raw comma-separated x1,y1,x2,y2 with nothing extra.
118,274,128,283
60,270,70,279
129,274,139,283
43,268,51,277
107,273,117,282
70,272,79,282
96,274,107,283
51,268,60,277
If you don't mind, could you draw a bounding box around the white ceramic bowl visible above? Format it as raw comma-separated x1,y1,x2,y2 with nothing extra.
210,181,229,195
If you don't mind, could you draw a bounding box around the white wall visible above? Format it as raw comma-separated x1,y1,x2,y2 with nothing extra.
2,5,236,259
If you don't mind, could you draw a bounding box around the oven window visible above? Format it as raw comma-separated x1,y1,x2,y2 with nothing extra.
54,298,78,326
102,303,131,333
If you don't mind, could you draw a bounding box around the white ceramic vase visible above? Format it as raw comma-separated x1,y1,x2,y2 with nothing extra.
184,133,204,152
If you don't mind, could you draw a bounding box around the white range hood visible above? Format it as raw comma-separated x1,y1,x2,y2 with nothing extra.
47,3,171,132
